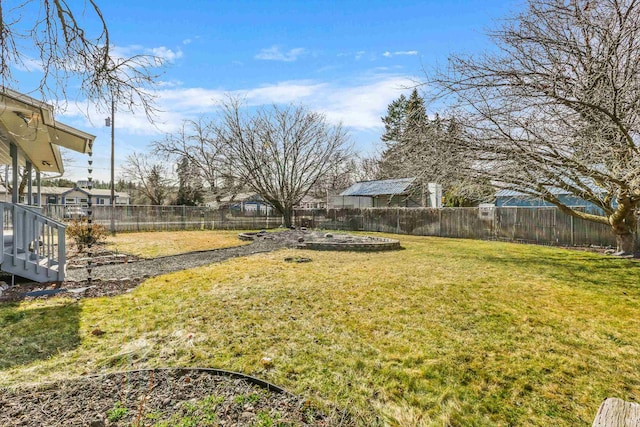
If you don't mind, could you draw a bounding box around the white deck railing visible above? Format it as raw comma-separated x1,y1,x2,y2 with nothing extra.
0,202,66,282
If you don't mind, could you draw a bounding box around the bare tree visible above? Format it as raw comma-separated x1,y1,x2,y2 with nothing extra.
122,152,172,205
353,155,381,183
310,154,382,198
213,99,351,227
310,154,357,198
152,119,237,196
429,0,640,253
1,1,161,115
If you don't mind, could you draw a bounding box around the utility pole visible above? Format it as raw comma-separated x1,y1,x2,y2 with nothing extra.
106,98,116,235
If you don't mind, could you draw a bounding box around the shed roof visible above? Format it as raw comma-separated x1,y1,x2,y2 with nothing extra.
340,178,416,197
495,188,570,197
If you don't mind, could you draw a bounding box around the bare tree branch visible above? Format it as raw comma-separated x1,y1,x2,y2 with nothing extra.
1,1,162,117
429,0,640,253
212,98,351,226
122,152,172,205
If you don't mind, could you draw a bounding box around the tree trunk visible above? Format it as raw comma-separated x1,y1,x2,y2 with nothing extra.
609,196,638,255
615,233,636,255
282,208,293,228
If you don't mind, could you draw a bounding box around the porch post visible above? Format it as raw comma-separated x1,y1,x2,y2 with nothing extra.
10,142,18,204
36,170,41,207
26,160,32,205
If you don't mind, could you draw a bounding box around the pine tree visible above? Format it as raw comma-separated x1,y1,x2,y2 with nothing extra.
381,94,408,143
175,156,204,206
379,89,429,179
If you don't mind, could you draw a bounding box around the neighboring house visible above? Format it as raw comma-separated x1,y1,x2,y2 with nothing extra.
59,187,130,206
20,186,130,206
0,185,130,206
218,193,275,215
494,189,606,214
0,88,94,282
296,195,326,210
333,178,443,208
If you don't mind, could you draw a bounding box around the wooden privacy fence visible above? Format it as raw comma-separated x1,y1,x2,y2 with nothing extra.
43,204,634,247
293,207,636,248
44,205,283,232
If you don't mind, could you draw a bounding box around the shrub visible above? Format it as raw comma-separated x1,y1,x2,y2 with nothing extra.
66,219,108,251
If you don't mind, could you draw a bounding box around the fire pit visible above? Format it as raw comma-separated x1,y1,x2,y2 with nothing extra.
296,231,401,252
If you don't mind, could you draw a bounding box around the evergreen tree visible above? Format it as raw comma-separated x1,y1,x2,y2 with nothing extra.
379,89,429,179
381,94,408,143
378,91,493,206
175,156,204,206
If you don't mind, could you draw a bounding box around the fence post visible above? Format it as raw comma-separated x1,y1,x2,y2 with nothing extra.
570,214,574,246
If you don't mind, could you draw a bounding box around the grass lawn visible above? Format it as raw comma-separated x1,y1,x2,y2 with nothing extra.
103,229,249,258
1,234,640,426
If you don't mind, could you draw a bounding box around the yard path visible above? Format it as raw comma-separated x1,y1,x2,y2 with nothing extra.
65,231,304,282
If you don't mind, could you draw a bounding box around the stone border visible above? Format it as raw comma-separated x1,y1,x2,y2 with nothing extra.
297,235,401,252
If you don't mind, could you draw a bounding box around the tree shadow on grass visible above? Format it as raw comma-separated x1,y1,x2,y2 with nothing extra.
473,249,640,293
0,302,80,370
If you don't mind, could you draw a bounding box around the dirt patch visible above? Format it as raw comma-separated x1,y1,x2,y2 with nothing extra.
0,369,348,426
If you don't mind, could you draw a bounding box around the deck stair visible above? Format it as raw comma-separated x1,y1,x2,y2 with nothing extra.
0,202,66,283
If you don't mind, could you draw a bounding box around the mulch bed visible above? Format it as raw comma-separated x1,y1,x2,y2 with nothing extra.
0,277,145,304
0,369,343,426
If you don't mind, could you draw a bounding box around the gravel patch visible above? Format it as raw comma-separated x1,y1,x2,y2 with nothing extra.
65,230,308,282
0,231,310,303
0,369,348,426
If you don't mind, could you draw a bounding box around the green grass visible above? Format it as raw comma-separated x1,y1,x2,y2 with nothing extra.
2,234,640,426
107,401,128,422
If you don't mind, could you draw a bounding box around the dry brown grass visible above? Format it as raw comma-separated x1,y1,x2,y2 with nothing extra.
103,230,249,258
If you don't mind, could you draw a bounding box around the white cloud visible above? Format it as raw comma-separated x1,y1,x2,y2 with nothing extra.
383,50,419,58
255,46,307,62
156,79,184,88
242,81,326,105
182,38,192,45
150,46,183,63
57,73,418,181
111,44,183,64
60,74,416,136
310,76,416,130
13,55,44,73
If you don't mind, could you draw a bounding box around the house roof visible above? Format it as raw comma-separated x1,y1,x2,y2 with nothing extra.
340,178,416,197
298,195,324,203
21,186,128,198
495,189,571,197
0,89,95,174
38,186,70,195
219,193,265,203
62,187,130,198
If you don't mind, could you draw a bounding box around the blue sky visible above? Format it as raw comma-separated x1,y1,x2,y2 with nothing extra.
13,0,521,181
